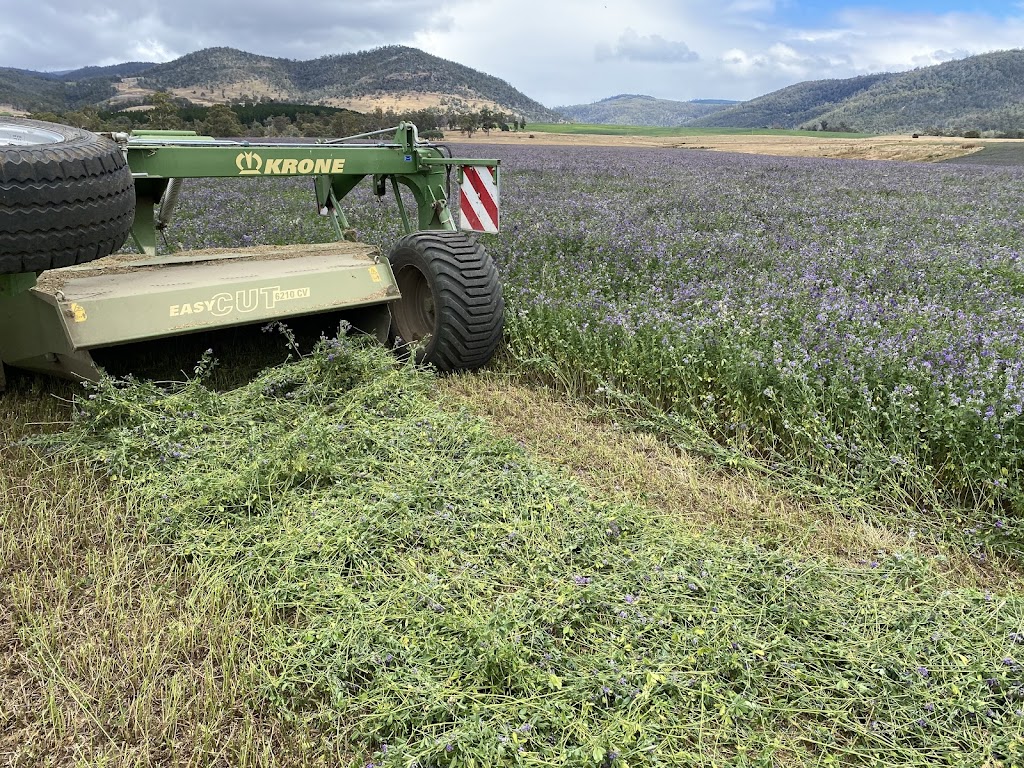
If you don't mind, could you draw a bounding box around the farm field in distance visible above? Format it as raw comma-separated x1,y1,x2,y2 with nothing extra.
3,141,1024,767
520,124,870,138
459,125,1024,163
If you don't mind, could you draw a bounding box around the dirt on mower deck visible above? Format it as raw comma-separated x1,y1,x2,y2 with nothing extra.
34,241,380,294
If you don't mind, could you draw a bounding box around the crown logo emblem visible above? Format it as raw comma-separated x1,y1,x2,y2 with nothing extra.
235,151,263,175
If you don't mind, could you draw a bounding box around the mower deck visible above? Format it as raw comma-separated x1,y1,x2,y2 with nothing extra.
0,243,398,385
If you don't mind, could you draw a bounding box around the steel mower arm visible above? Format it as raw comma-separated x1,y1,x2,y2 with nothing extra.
119,122,500,255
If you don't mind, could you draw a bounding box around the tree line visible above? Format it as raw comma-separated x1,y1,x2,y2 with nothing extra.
27,93,528,139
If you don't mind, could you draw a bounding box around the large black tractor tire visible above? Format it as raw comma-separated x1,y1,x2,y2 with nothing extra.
0,118,135,275
387,231,504,372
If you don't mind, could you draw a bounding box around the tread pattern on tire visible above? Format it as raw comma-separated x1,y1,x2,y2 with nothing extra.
0,119,135,275
388,231,504,372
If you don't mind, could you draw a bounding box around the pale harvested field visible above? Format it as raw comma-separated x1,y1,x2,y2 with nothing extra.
453,130,1017,162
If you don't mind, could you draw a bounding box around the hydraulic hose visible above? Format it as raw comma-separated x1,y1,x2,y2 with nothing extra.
155,178,184,230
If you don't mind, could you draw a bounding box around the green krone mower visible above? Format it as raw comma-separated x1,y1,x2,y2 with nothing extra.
0,118,504,388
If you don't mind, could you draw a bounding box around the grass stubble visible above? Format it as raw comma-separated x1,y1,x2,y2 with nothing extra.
2,335,1022,767
1,375,339,767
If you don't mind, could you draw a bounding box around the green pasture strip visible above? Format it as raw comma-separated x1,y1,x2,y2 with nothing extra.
33,336,1024,767
527,124,871,139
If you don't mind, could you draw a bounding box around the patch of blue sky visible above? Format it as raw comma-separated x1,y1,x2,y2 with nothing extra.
775,0,1014,26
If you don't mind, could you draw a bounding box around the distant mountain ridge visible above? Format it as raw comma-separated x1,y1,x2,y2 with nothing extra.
0,66,123,113
0,46,558,122
691,49,1024,134
139,46,558,120
555,94,736,126
4,47,1024,134
34,62,157,82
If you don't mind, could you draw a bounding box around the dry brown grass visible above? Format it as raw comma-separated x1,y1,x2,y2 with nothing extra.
440,374,1023,592
325,92,506,115
113,79,507,117
114,78,292,108
0,381,332,767
452,130,1003,162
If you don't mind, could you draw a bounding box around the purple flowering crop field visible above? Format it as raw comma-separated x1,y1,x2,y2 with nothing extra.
493,147,1024,540
172,145,1024,546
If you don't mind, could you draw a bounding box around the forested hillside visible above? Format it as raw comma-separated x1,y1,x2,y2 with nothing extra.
690,74,893,130
556,94,734,126
815,49,1024,134
138,46,558,121
693,49,1024,134
0,68,118,112
0,46,557,122
49,62,158,81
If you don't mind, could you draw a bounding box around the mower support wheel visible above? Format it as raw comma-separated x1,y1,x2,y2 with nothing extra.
0,118,135,274
387,231,504,372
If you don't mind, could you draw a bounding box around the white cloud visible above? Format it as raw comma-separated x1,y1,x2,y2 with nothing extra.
816,8,1024,74
717,44,836,84
595,29,699,63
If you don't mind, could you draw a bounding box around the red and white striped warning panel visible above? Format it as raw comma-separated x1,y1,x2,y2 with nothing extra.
459,165,500,233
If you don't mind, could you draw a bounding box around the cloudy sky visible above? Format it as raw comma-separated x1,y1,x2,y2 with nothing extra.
2,1,1022,107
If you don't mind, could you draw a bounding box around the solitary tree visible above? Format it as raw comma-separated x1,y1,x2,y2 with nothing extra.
458,112,480,137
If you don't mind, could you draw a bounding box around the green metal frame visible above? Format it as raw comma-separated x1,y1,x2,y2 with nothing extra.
126,122,498,255
0,122,500,387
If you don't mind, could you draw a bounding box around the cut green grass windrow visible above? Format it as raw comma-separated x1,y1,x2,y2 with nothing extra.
16,334,1024,768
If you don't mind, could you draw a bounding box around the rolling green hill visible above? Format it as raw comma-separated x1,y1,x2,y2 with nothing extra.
692,49,1024,134
555,94,735,126
0,46,557,121
0,67,120,112
138,46,559,121
814,49,1024,134
49,62,157,81
690,74,893,130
